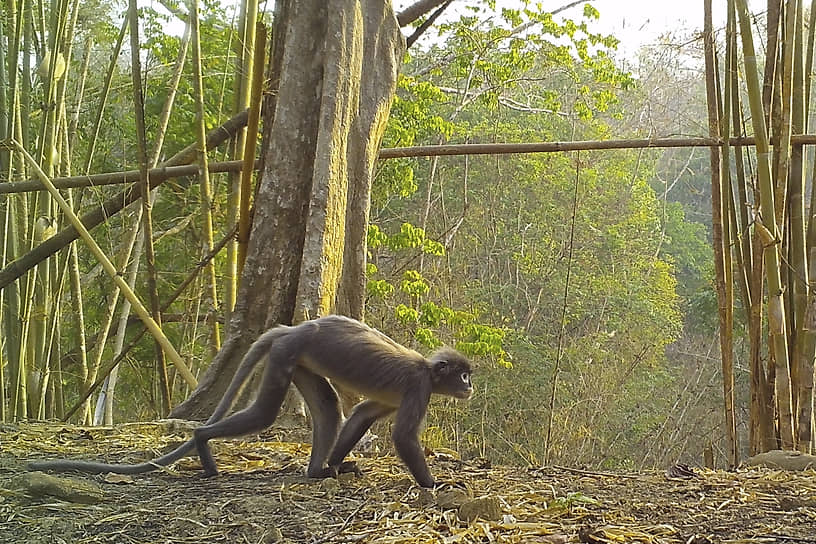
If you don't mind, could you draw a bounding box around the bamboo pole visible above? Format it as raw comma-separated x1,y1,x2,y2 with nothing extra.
237,23,266,278
378,134,816,158
189,0,221,353
4,140,198,388
0,160,255,194
736,0,796,449
15,132,816,196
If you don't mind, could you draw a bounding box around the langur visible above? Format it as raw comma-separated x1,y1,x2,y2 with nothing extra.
29,315,474,488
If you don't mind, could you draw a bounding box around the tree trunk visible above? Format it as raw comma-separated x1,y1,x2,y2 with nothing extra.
170,0,403,420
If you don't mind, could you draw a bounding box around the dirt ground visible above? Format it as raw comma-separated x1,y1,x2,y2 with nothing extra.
1,422,815,543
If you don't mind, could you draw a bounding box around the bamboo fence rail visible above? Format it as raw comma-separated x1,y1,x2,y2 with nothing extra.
5,133,816,195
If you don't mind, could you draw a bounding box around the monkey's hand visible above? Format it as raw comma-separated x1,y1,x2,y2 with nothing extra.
309,461,362,480
334,461,362,476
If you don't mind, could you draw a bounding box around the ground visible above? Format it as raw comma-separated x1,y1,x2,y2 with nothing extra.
1,422,815,543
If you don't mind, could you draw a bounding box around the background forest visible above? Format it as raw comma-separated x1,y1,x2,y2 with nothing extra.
1,0,734,471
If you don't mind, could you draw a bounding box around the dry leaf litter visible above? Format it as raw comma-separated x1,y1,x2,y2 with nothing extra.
1,422,814,543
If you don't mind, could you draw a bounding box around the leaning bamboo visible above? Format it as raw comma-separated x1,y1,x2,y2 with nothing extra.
0,110,250,290
5,140,198,388
62,225,236,421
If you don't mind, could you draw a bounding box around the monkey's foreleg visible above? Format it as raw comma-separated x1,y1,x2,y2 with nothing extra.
292,368,342,478
392,391,435,488
326,400,394,472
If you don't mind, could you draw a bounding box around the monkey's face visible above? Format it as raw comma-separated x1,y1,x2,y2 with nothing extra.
451,370,473,399
430,350,474,399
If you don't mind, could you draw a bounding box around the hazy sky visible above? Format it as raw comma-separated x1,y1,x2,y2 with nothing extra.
394,1,760,59
581,0,734,57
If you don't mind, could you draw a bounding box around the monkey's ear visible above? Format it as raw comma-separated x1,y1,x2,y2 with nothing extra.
432,358,452,377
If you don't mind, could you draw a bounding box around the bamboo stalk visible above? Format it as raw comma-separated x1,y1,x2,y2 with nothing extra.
225,0,260,321
237,23,266,278
83,16,128,172
736,0,796,449
787,0,808,429
190,0,222,353
128,0,173,414
704,0,738,467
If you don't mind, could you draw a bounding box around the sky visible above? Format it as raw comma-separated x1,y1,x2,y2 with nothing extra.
394,0,762,60
577,0,745,58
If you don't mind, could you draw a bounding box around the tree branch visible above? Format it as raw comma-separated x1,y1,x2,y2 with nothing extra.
396,0,448,27
405,0,451,47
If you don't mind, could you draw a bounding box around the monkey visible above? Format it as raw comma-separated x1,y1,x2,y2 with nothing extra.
29,315,474,488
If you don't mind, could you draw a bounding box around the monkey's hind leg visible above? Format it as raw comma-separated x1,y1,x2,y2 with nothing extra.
292,367,343,479
193,363,296,476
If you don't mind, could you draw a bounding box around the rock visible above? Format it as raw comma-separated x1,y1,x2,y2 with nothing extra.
414,488,435,507
263,525,283,542
15,471,103,504
743,450,816,471
319,478,339,493
458,496,502,522
436,489,469,509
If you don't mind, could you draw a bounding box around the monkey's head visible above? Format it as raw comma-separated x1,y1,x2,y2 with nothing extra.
429,348,473,399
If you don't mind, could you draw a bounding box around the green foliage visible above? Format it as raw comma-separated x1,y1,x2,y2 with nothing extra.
369,2,693,469
400,269,430,298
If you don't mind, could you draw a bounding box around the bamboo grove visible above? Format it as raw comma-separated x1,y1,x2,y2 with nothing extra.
703,0,816,461
0,0,261,424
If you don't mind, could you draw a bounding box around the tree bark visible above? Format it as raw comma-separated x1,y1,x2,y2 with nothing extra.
171,0,403,420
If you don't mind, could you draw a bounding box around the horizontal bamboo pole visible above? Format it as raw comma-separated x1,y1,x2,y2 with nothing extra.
6,133,816,195
0,160,256,194
5,139,199,389
378,133,816,159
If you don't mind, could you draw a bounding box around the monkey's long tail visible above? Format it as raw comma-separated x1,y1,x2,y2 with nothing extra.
27,438,196,474
26,330,289,475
